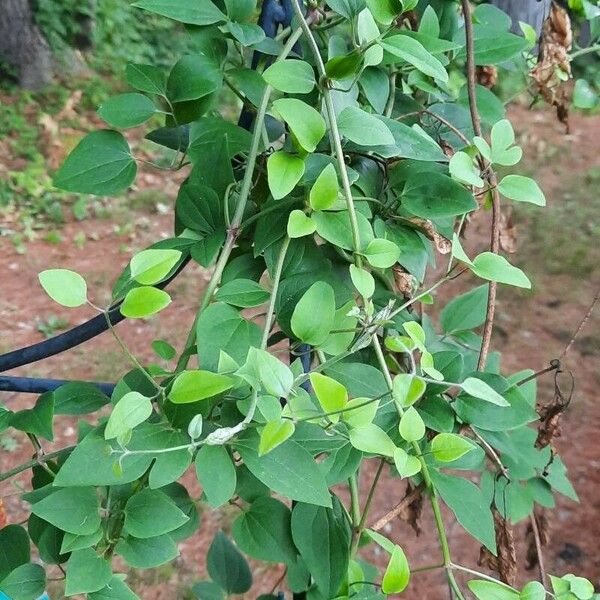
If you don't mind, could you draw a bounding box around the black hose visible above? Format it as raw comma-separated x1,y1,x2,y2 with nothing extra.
0,376,115,395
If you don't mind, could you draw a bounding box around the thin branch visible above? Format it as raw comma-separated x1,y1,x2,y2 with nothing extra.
0,447,75,484
559,289,600,360
530,513,548,588
461,0,501,372
370,483,425,531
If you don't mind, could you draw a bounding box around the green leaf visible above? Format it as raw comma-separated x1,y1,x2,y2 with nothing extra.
393,447,421,478
167,54,222,103
54,130,136,196
235,431,332,507
381,545,410,594
245,348,294,398
431,471,496,552
195,445,237,507
468,580,519,600
291,501,350,597
310,372,348,423
126,63,166,95
287,210,316,239
124,488,189,538
131,0,226,25
60,530,103,554
470,253,531,289
272,98,326,152
380,35,448,82
10,392,54,441
564,575,594,599
259,420,296,455
498,175,546,206
573,78,599,109
402,173,478,218
215,279,270,307
449,151,484,187
31,487,100,535
312,209,374,251
120,286,172,318
488,119,522,166
0,525,30,580
130,249,181,285
309,163,339,210
65,549,112,596
349,265,375,298
116,534,178,568
342,397,379,428
367,0,401,25
291,282,335,346
338,106,395,146
520,581,546,600
98,93,156,128
267,151,305,200
196,302,262,371
207,532,252,594
462,377,510,407
399,406,425,442
232,497,297,564
38,269,87,308
105,392,153,439
152,339,177,361
440,284,489,334
431,433,475,462
349,423,396,457
0,563,46,600
392,374,426,408
191,581,224,600
327,0,367,19
88,576,140,600
363,238,400,268
170,370,234,404
263,60,316,93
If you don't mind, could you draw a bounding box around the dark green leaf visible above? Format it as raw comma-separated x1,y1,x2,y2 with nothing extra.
116,534,178,568
232,497,297,564
0,525,30,580
195,445,237,508
124,488,189,538
54,131,136,196
65,549,112,596
31,487,100,535
291,500,350,597
235,431,331,507
131,0,226,25
207,532,252,594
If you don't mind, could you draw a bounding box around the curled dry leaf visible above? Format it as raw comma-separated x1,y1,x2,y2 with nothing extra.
409,218,452,255
535,366,574,450
476,65,498,89
530,2,573,132
393,266,416,297
525,509,551,571
478,508,517,585
0,498,6,529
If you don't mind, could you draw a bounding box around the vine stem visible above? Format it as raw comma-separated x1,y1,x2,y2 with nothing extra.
290,0,363,268
461,0,501,372
372,336,465,600
0,446,75,484
177,26,305,372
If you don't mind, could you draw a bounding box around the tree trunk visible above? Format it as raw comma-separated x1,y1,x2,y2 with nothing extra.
490,0,552,37
0,0,52,90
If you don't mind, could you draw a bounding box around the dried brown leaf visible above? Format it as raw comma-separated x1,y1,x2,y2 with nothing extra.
525,510,550,571
478,508,517,585
530,2,573,132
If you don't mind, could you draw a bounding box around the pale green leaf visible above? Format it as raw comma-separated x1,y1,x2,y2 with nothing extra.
39,269,87,308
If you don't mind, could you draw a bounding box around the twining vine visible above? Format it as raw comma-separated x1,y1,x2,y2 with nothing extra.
1,1,598,600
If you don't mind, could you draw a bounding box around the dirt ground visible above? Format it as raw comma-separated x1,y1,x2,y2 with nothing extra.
1,105,599,599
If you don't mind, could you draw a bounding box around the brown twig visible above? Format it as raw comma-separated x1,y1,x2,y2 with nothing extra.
559,289,600,360
370,483,425,531
529,513,548,587
461,0,501,371
0,446,75,484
